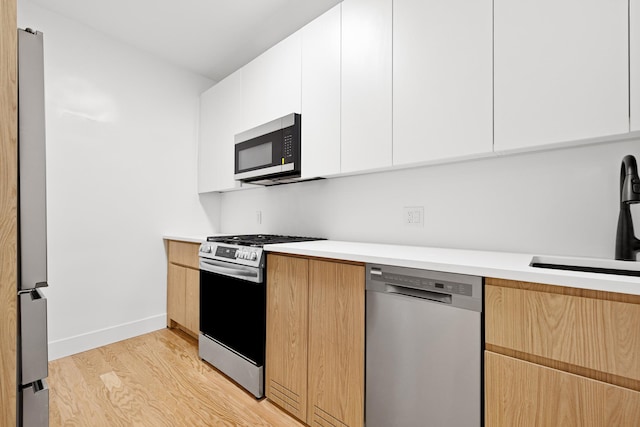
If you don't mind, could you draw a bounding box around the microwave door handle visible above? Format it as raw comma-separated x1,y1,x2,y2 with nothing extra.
234,164,289,181
199,259,260,282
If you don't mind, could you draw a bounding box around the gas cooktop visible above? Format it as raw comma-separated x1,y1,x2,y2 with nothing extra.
206,234,324,247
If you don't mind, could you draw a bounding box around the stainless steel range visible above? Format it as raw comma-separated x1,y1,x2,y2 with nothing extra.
198,234,323,398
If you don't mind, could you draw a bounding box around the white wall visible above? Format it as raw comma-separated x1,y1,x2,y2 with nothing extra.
221,138,640,260
19,1,221,360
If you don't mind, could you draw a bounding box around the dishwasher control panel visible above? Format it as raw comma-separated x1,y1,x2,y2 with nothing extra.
367,264,482,312
370,269,473,297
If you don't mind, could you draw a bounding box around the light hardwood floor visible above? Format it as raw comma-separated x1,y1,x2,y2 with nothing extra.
49,328,304,426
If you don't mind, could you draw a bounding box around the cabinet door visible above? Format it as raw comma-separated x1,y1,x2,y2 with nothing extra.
485,283,640,382
632,0,640,132
341,0,392,173
308,260,365,427
198,70,242,193
393,0,492,165
184,268,200,335
265,255,309,422
494,0,628,152
242,33,301,131
167,264,186,328
301,4,341,179
485,351,640,426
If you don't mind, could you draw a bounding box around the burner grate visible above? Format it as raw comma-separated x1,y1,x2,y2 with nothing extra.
206,234,324,247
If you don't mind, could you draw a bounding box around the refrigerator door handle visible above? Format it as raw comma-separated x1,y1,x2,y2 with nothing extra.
21,379,49,427
19,289,48,386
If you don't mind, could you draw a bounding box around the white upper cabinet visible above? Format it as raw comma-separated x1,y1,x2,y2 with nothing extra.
392,0,493,166
632,0,640,132
341,0,392,173
494,0,629,152
301,5,342,179
241,32,302,131
198,70,243,193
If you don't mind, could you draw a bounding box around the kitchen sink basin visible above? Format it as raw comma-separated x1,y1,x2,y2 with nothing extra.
530,255,640,277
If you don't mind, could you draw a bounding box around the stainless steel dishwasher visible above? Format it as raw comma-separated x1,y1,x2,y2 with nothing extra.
365,264,483,427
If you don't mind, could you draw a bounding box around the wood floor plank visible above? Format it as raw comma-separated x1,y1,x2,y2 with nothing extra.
106,337,213,426
129,332,271,426
48,328,304,427
49,354,117,426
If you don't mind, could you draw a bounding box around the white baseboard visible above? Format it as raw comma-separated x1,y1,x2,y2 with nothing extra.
48,314,167,361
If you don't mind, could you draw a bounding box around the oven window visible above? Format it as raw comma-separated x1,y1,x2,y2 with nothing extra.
238,141,272,171
199,270,265,366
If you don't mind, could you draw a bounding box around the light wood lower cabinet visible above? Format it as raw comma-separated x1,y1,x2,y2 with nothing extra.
486,351,640,426
266,254,365,427
166,240,200,337
266,254,309,421
167,263,187,327
307,259,365,427
485,278,640,426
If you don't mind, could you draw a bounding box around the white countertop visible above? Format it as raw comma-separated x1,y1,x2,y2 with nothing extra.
263,240,640,296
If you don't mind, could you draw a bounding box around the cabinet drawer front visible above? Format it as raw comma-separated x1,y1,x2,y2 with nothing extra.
485,351,640,426
168,241,200,269
485,283,640,382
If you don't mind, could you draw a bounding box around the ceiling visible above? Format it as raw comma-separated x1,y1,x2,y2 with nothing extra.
26,0,342,82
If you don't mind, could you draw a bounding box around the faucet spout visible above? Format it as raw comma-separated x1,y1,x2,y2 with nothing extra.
615,155,640,261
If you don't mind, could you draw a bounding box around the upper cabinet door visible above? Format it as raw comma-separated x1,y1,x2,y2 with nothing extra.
198,70,242,193
241,33,302,131
393,0,493,166
494,0,629,152
301,5,341,179
632,0,640,132
341,0,392,173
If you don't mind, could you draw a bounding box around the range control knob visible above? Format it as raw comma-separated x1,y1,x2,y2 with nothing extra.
250,252,258,261
201,245,212,253
237,250,249,260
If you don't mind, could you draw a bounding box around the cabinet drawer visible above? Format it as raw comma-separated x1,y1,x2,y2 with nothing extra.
167,241,200,269
485,351,640,426
485,280,640,382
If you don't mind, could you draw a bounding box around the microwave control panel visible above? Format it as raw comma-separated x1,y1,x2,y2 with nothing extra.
283,127,294,162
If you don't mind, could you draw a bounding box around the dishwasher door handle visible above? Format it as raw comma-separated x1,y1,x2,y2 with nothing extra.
385,284,452,304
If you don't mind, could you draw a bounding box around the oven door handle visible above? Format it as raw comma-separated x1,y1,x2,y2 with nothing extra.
199,259,262,283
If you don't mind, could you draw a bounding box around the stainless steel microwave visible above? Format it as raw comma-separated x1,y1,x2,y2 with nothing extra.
234,113,301,185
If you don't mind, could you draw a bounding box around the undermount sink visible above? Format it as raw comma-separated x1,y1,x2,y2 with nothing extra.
530,255,640,277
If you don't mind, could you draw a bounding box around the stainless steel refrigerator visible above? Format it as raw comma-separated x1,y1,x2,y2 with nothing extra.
17,27,49,427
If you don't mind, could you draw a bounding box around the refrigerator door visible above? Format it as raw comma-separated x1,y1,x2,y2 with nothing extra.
18,28,47,291
19,289,48,386
20,379,49,427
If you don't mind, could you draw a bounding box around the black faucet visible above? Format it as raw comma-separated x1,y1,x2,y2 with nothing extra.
615,155,640,261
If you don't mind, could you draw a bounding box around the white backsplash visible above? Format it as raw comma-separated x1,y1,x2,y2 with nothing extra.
220,138,640,260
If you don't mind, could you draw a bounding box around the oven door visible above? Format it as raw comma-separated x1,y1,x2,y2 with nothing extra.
199,258,265,366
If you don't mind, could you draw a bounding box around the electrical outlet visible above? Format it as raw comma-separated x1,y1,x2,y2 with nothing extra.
403,206,424,226
256,210,262,224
